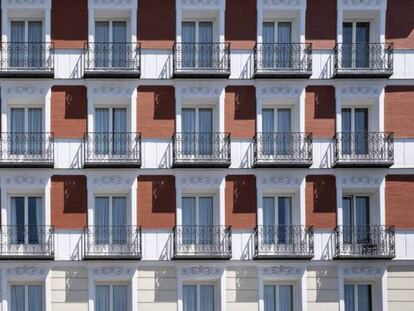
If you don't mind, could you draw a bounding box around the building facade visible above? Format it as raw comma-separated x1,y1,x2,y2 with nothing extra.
0,0,411,310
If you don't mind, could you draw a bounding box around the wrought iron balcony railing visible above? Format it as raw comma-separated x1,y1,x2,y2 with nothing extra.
334,225,395,259
0,132,54,167
173,132,231,167
254,225,314,259
173,225,232,259
84,132,141,168
0,225,54,259
84,42,141,78
334,43,393,78
0,42,54,77
83,225,142,259
333,132,394,167
254,132,313,167
254,43,312,78
173,42,231,77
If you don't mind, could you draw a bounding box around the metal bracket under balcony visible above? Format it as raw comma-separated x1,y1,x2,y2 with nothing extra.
84,42,141,78
173,43,231,78
254,132,313,168
83,132,142,168
83,226,142,260
0,42,54,78
173,226,232,260
0,226,54,259
333,43,393,78
333,132,394,168
254,43,312,78
254,226,314,260
0,133,54,168
173,133,231,168
334,225,395,259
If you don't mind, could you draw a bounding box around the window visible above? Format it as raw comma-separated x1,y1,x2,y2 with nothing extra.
95,284,128,311
344,284,372,311
183,284,215,311
342,22,370,68
182,21,213,68
10,21,43,68
341,108,369,155
262,197,292,244
262,108,292,155
182,108,213,156
182,196,214,245
264,284,293,311
95,21,127,68
342,196,370,243
262,22,293,68
10,284,43,311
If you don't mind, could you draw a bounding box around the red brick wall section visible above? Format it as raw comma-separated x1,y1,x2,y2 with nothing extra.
306,175,337,229
137,86,175,139
225,86,256,139
51,86,87,139
137,176,176,229
225,175,257,229
225,0,256,49
51,175,87,229
386,0,414,49
305,85,336,138
386,175,414,229
384,86,414,138
51,0,88,48
137,0,176,49
306,0,337,49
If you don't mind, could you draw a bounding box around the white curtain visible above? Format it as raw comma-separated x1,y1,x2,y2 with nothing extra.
182,197,196,244
262,22,275,69
112,21,127,67
277,109,291,155
28,108,42,155
279,285,293,311
199,108,212,155
262,109,274,155
11,197,25,244
199,197,213,244
341,108,352,155
95,285,110,311
112,197,127,244
10,21,25,67
182,108,195,156
11,108,25,154
342,197,353,243
11,285,25,311
199,22,213,68
95,108,109,155
278,197,292,244
183,285,196,311
95,22,109,67
28,285,43,311
355,108,368,155
28,197,42,244
95,197,110,244
277,22,292,68
263,22,275,44
263,197,275,244
182,22,196,68
344,285,355,311
358,285,372,311
113,108,127,155
356,197,370,242
264,285,276,311
113,285,127,311
28,21,42,68
200,285,214,311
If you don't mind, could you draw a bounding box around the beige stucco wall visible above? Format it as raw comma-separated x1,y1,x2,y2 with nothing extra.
307,266,339,311
388,265,414,311
226,267,258,311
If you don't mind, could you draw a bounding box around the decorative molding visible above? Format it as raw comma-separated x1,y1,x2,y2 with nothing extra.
93,0,132,5
6,86,48,96
7,266,48,278
262,176,301,187
6,0,45,6
5,176,46,186
181,176,222,187
341,176,382,186
343,0,382,7
181,86,221,97
342,265,383,277
263,0,302,8
180,266,223,280
261,266,303,277
93,176,133,186
340,86,381,97
261,86,301,97
93,266,135,278
181,0,220,8
92,86,133,96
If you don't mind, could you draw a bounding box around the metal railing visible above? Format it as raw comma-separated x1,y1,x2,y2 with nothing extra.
0,132,54,166
173,225,232,259
173,42,230,74
254,225,314,259
334,225,395,258
84,132,141,167
254,43,312,74
254,132,312,167
0,42,54,73
0,225,54,258
84,42,141,74
334,132,394,166
83,225,142,259
334,43,393,75
173,132,231,166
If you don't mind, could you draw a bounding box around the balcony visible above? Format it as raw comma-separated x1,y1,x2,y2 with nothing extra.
173,42,231,78
333,132,394,168
0,42,54,78
334,43,393,78
173,225,232,260
254,43,312,78
84,42,141,78
0,225,54,259
254,132,313,168
83,226,142,260
254,225,314,259
334,225,395,259
0,133,54,168
83,132,141,168
173,132,231,168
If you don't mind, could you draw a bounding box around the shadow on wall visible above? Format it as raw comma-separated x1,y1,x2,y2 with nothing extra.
70,142,83,169
158,53,172,79
240,231,255,260
70,235,82,261
154,268,177,303
159,231,173,261
159,142,172,168
314,268,339,303
240,141,254,168
70,53,83,79
319,53,333,79
63,178,87,216
234,268,258,303
52,267,87,303
319,140,334,168
239,53,253,79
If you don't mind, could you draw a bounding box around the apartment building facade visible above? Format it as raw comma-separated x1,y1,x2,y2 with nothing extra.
0,0,412,310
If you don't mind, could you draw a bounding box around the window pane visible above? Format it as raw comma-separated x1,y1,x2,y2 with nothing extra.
10,285,25,311
358,284,372,311
183,285,197,311
279,285,293,311
11,197,25,244
28,197,42,244
113,285,128,311
263,197,275,244
264,285,276,311
95,285,110,311
112,197,127,244
182,197,196,244
28,285,43,311
200,285,214,311
95,197,110,244
344,284,355,311
11,108,25,155
263,22,275,44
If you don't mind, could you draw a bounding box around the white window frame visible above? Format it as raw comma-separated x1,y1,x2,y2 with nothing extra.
341,194,371,226
93,195,129,227
262,107,292,133
182,195,215,227
263,282,295,311
181,106,215,133
341,107,370,133
344,282,373,311
262,195,293,226
181,20,215,43
9,106,44,133
262,20,293,43
94,282,131,311
94,20,129,42
93,106,129,133
9,195,43,227
9,20,44,42
342,21,371,44
182,282,218,311
9,282,45,311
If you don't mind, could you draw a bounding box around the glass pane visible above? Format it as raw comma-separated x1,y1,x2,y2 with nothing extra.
342,22,353,68
11,108,25,155
357,284,372,311
182,22,196,68
10,21,25,67
112,197,127,244
200,285,214,311
356,196,370,243
95,108,109,155
341,108,352,155
355,23,370,68
344,284,355,311
199,22,213,68
355,108,368,155
95,21,110,68
199,108,213,156
262,22,275,68
279,285,293,311
263,197,275,244
182,108,196,156
10,285,25,311
28,21,43,68
113,108,127,155
95,285,110,311
112,21,127,67
28,197,42,244
113,285,128,311
264,285,276,311
95,197,110,244
262,109,275,155
199,197,213,244
182,197,196,244
278,197,292,244
183,285,197,311
277,22,292,68
276,109,291,156
342,197,353,244
28,285,43,311
11,197,25,244
28,108,43,155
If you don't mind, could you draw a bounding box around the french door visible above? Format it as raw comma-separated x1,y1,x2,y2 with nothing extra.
262,108,292,156
344,284,372,311
341,108,369,156
262,197,292,244
11,196,42,245
342,22,370,69
264,284,293,311
182,197,214,245
182,21,213,68
183,284,215,311
182,108,213,157
95,21,127,68
262,22,292,68
10,21,43,68
94,197,127,244
342,196,370,244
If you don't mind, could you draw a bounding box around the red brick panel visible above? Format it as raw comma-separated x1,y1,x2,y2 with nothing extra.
225,86,256,139
386,175,414,229
51,175,87,229
137,0,176,49
137,176,176,229
384,86,414,138
51,86,87,139
225,0,256,49
137,86,175,139
225,175,257,229
305,85,336,138
306,0,337,49
51,0,88,48
386,0,414,49
306,175,336,229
